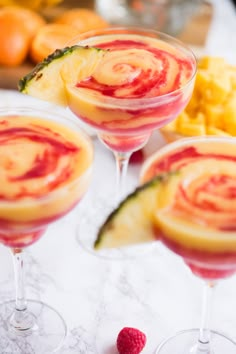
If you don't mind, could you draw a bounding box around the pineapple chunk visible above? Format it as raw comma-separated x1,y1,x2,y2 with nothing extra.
198,56,227,73
162,118,178,132
176,111,190,128
223,105,236,135
194,71,210,94
229,66,236,89
179,122,206,136
205,75,231,104
204,104,223,129
206,126,231,136
162,56,236,140
222,93,236,135
178,112,206,136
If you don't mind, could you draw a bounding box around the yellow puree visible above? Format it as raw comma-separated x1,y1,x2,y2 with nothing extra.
142,139,236,254
0,115,93,228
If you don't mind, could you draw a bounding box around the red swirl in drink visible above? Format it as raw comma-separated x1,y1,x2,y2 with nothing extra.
141,137,236,280
0,114,93,247
66,30,196,152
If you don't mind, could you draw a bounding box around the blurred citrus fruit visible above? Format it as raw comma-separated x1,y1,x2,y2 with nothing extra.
53,8,109,33
0,0,62,10
0,9,30,66
29,23,80,63
0,6,46,40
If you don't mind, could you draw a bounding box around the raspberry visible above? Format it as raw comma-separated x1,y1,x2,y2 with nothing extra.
129,149,145,164
116,327,147,354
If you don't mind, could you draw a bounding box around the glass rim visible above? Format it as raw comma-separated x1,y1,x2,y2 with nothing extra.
140,135,236,181
67,26,197,108
0,104,93,206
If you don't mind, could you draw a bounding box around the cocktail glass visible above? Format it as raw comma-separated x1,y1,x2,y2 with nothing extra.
0,104,93,353
66,27,196,199
140,136,236,353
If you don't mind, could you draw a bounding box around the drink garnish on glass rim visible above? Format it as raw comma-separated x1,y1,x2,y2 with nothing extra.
18,45,106,106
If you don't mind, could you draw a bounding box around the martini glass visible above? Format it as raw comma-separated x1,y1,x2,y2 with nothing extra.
0,104,93,353
66,27,196,200
140,136,236,353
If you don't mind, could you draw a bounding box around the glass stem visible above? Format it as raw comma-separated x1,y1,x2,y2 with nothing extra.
196,281,216,353
114,151,131,200
12,248,27,312
9,248,35,332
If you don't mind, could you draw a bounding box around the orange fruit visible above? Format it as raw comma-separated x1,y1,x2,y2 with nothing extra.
0,10,30,66
29,23,80,63
0,6,47,40
0,0,62,10
53,8,109,33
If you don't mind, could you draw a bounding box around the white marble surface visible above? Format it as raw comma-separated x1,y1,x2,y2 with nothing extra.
1,135,236,354
1,1,236,353
0,135,236,354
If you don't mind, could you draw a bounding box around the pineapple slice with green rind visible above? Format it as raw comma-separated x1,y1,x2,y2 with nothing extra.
95,175,166,250
18,45,105,107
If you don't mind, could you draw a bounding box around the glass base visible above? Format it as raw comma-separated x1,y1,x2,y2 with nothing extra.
156,328,236,354
0,299,67,353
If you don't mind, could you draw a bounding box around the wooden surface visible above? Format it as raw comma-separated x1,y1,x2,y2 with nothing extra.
0,1,213,91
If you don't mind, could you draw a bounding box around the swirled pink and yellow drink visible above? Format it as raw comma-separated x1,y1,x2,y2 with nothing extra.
66,30,196,152
141,137,236,280
0,114,93,248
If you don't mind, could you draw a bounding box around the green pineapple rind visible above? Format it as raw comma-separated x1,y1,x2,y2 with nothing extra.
18,45,105,106
94,175,166,250
18,46,82,93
